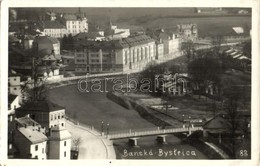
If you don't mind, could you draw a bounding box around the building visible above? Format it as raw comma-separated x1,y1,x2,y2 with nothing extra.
73,32,105,41
38,20,67,38
61,13,88,36
149,28,180,57
8,94,20,116
23,35,35,49
74,34,156,73
13,126,48,159
177,24,198,41
8,72,21,97
155,40,164,60
48,124,71,159
15,100,66,130
106,21,130,40
196,8,224,14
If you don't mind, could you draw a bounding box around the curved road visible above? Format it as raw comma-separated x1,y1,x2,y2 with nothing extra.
66,120,116,159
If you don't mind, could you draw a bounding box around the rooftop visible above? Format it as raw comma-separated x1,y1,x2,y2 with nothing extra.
8,94,18,105
16,100,65,113
74,32,104,40
39,20,66,29
77,34,154,50
34,36,59,45
16,116,41,128
49,126,71,141
18,127,48,144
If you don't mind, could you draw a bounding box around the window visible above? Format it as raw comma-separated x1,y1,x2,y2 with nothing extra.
14,88,17,90
64,151,66,157
35,145,38,151
64,141,66,146
42,148,44,154
51,115,53,120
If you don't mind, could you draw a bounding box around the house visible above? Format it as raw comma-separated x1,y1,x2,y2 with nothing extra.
38,20,67,38
154,29,180,56
177,24,198,41
13,126,48,159
61,13,88,36
106,21,130,40
15,100,66,130
74,34,156,73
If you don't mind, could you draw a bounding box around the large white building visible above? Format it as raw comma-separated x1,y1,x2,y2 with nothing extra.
74,34,156,73
38,20,67,38
61,14,88,36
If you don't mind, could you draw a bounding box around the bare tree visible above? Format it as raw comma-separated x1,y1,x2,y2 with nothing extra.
72,136,82,151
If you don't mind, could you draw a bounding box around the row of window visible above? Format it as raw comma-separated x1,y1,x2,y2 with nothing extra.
124,46,153,64
50,113,64,121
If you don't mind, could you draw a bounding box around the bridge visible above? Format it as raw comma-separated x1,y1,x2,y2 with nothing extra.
107,126,203,143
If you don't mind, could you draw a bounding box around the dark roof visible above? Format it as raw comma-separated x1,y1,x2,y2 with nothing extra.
34,36,59,44
16,100,65,113
16,116,40,127
203,114,230,132
74,32,104,40
39,21,66,29
8,94,18,104
9,35,20,43
123,34,155,47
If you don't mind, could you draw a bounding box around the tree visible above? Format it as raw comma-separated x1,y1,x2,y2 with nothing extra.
181,41,196,62
188,57,222,98
221,84,250,159
21,51,49,103
138,62,166,96
211,35,226,55
72,136,82,151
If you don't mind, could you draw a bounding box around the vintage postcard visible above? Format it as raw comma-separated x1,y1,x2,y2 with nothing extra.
0,0,259,166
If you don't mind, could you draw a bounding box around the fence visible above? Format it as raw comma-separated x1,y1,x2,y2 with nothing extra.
108,126,203,139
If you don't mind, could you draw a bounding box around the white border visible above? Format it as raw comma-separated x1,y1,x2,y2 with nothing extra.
1,0,259,166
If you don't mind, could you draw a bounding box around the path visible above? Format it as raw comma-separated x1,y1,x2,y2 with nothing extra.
65,120,116,159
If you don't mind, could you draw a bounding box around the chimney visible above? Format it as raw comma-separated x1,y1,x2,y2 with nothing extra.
49,128,52,136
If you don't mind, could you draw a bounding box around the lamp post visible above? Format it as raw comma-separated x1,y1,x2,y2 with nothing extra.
107,123,109,135
189,116,191,127
101,121,104,135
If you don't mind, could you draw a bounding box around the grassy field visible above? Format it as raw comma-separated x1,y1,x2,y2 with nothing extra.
48,84,156,132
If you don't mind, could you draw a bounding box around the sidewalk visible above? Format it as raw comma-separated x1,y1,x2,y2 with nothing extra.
66,120,116,159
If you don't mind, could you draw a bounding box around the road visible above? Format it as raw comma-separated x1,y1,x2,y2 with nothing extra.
65,120,116,159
